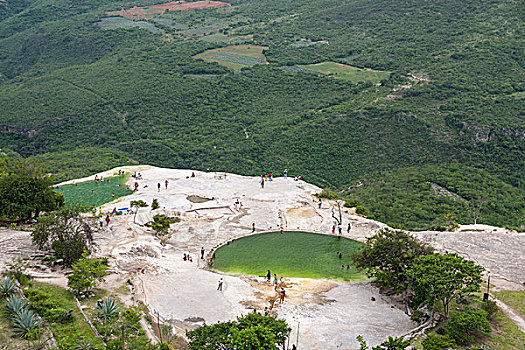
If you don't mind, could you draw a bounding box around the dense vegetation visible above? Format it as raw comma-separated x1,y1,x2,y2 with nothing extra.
0,0,523,229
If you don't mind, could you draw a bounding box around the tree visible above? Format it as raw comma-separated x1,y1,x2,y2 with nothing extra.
445,307,491,344
352,229,433,292
131,200,148,223
151,214,171,236
67,255,108,295
32,206,96,266
407,253,484,318
0,157,64,221
187,313,290,350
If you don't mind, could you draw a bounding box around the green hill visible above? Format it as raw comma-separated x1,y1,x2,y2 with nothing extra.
0,0,523,229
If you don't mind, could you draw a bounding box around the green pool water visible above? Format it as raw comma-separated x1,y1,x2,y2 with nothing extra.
54,175,132,208
211,231,368,282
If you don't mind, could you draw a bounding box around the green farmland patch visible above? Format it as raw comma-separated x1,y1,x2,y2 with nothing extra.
193,45,268,71
211,231,367,281
296,62,391,84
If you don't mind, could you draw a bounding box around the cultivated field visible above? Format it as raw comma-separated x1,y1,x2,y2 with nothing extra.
106,1,231,20
297,62,391,84
193,44,268,71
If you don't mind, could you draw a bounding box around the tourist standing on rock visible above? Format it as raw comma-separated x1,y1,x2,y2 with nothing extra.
99,217,104,228
252,223,255,232
165,179,168,189
280,288,286,303
274,274,278,285
347,222,352,233
284,169,287,179
217,278,223,291
266,270,271,282
261,178,265,188
105,215,110,226
201,247,205,259
157,183,161,192
338,226,342,235
318,199,322,209
332,225,335,234
264,307,269,316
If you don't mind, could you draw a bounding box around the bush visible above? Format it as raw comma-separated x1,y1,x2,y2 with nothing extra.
44,308,74,324
355,205,368,216
344,198,361,208
421,334,456,350
151,198,160,210
445,307,491,345
24,289,58,313
410,310,426,323
316,191,340,200
481,300,498,320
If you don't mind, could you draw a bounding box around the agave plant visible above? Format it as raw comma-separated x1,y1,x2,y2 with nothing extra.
0,277,16,298
11,308,42,338
97,297,119,318
5,295,27,317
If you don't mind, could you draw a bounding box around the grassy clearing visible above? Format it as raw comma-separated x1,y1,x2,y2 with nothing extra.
54,174,132,208
296,62,390,84
211,231,368,281
495,291,525,319
193,45,268,71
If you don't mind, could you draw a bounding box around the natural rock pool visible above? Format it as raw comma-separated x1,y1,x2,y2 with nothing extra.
211,231,368,281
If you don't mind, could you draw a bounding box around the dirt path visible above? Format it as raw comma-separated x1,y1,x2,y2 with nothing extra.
494,298,525,333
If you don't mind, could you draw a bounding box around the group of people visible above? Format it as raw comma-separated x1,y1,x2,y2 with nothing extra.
182,253,193,262
336,252,352,270
331,223,352,235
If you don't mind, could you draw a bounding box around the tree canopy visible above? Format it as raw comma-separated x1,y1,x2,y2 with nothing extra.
352,229,433,292
407,253,484,318
186,313,290,350
0,157,64,220
31,205,96,266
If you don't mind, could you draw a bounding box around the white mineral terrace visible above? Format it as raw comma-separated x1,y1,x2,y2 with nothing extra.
2,165,524,349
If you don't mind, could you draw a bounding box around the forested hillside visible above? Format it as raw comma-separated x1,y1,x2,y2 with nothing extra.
0,0,523,229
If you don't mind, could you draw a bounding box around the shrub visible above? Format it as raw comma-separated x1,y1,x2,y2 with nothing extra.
421,334,456,350
45,308,74,323
316,191,340,200
355,205,368,216
152,214,171,236
410,310,426,323
344,198,361,208
151,198,160,210
445,307,491,344
480,300,498,320
24,289,58,313
0,277,16,298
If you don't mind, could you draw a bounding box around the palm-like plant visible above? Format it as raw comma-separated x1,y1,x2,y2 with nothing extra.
97,297,119,318
0,277,16,298
5,295,27,317
11,308,42,339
